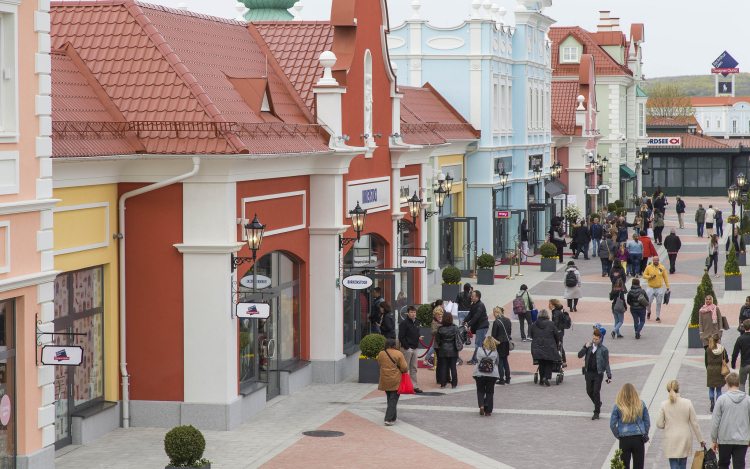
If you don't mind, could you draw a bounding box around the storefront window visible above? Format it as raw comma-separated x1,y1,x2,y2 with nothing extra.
343,235,385,350
0,300,15,469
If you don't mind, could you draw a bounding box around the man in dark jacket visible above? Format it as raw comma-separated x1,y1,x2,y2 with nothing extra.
675,196,686,229
520,219,529,262
626,278,648,339
573,220,592,260
732,319,750,392
454,283,473,322
370,287,385,333
578,328,612,420
491,308,513,384
399,305,423,393
663,228,682,274
653,194,666,214
695,204,706,237
590,218,603,257
529,309,560,386
463,290,488,365
726,227,746,253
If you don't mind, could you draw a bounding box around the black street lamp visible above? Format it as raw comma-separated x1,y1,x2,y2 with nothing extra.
533,164,543,183
398,192,423,234
424,184,447,221
231,214,266,272
339,201,367,250
729,184,740,218
444,173,453,194
493,170,509,207
738,172,746,188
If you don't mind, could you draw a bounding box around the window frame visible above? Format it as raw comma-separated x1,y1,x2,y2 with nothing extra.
561,46,578,63
0,5,19,142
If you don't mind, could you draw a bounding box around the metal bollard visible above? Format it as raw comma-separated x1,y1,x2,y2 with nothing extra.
506,252,514,280
516,241,523,277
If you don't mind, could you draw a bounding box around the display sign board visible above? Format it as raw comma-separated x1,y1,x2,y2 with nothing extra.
713,68,739,75
718,82,733,94
236,302,271,319
342,275,373,290
401,256,426,268
347,177,391,215
399,176,419,206
495,210,510,218
528,203,546,211
553,194,567,200
598,185,611,190
41,346,83,366
648,137,681,147
712,51,739,77
567,194,577,206
239,274,272,289
353,256,378,267
587,189,600,195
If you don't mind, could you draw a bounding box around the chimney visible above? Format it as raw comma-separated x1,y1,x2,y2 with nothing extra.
610,17,620,31
597,11,611,32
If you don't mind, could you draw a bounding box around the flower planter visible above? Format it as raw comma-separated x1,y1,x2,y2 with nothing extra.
166,465,210,469
418,327,433,349
541,258,557,272
358,358,380,383
744,234,750,249
687,327,703,349
739,252,747,267
725,274,743,291
441,284,460,301
477,269,494,285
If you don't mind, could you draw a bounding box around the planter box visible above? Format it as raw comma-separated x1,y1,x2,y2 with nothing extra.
687,327,703,349
418,327,432,349
740,252,747,267
744,234,750,249
358,358,380,384
166,465,210,469
726,274,743,291
441,284,460,301
477,269,494,285
541,258,557,272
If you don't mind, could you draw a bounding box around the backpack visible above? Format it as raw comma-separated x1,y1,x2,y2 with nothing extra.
478,349,494,373
512,295,526,314
560,309,572,329
565,269,577,288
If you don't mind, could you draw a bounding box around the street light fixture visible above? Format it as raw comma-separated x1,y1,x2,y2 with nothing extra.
424,184,447,221
738,172,747,188
499,170,509,188
444,173,453,194
533,165,543,182
601,156,609,170
231,213,266,272
398,192,423,234
729,184,740,218
339,201,367,250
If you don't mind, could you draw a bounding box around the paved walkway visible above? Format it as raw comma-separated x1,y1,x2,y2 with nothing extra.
55,197,750,469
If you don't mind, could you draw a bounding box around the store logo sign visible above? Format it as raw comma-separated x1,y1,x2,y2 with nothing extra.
342,275,373,290
41,346,83,366
236,302,270,319
0,395,10,426
401,256,426,268
495,211,510,219
362,189,378,204
239,274,272,289
647,137,681,146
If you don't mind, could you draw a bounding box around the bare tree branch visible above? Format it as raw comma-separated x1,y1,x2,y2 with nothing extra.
646,83,695,122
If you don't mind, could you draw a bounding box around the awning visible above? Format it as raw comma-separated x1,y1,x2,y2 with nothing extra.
620,164,637,180
545,179,567,198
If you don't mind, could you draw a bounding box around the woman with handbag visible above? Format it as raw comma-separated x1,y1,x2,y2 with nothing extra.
436,312,460,389
699,295,725,349
707,234,720,278
610,383,651,469
610,279,627,339
705,334,730,412
377,338,409,426
655,380,705,469
473,336,500,416
529,309,560,387
490,306,513,385
599,233,617,277
379,302,396,339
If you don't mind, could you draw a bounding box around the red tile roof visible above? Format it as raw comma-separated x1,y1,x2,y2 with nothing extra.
50,0,329,156
690,97,750,107
399,85,478,146
648,133,735,150
549,26,632,77
551,81,579,136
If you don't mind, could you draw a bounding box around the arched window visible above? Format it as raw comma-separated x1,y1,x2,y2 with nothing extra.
706,119,710,130
717,119,722,130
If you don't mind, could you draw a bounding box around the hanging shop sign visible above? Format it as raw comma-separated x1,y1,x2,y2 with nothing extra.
239,274,272,289
647,137,681,147
353,256,378,267
236,302,271,319
528,203,546,211
40,346,83,366
0,395,10,426
400,256,426,268
342,275,373,290
553,194,566,200
495,210,510,219
587,189,600,195
598,185,610,190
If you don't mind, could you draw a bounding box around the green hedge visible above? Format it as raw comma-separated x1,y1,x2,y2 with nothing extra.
540,242,558,258
477,253,495,270
614,199,625,208
607,202,617,212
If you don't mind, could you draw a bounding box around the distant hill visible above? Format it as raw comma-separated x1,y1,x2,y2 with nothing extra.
647,73,750,97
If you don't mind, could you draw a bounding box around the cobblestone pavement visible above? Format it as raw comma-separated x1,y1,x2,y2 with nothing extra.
55,197,750,469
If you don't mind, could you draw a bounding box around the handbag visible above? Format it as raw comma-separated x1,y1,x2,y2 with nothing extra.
614,293,627,314
721,354,730,376
691,449,704,469
635,414,649,443
721,316,730,331
531,309,539,322
498,318,514,351
664,290,671,305
384,350,414,395
606,242,615,262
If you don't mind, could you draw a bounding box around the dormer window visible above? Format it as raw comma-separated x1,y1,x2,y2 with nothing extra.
561,47,579,63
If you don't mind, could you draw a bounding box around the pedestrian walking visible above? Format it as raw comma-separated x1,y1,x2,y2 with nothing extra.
429,305,444,378
675,196,686,229
706,205,716,237
634,211,643,237
370,287,385,333
706,334,730,412
695,204,706,238
436,312,459,389
654,193,666,215
590,217,603,257
710,372,750,468
637,233,657,277
514,285,534,342
627,233,644,278
377,338,408,426
454,283,473,317
464,290,489,365
610,383,650,469
550,299,569,367
731,319,750,393
580,328,612,419
530,309,561,387
739,297,750,331
617,217,635,244
599,233,617,277
640,190,650,208
616,242,629,265
574,220,591,259
626,278,649,339
715,208,724,237
423,300,443,369
490,306,512,385
643,256,670,322
699,295,725,349
398,305,423,393
656,380,705,469
520,219,529,262
726,227,746,254
563,261,582,311
610,279,627,339
379,302,395,339
664,229,681,274
551,222,567,264
473,336,500,416
610,259,628,289
639,205,651,232
653,209,665,245
708,234,720,277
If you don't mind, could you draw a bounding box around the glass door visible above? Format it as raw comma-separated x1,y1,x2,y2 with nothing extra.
54,328,71,449
258,297,280,401
439,217,477,276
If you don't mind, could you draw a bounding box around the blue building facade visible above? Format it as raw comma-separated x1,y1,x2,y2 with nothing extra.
389,0,554,260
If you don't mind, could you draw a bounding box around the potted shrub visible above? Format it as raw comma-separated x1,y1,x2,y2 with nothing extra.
725,243,742,291
416,304,433,348
358,333,386,383
607,202,617,214
614,199,625,209
689,272,716,348
441,266,461,300
476,253,496,285
540,242,558,272
164,425,211,468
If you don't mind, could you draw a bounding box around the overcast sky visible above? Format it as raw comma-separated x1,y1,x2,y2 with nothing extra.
147,0,746,78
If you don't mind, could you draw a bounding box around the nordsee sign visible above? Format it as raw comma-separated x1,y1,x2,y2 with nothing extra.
647,137,681,147
342,275,373,290
401,256,426,268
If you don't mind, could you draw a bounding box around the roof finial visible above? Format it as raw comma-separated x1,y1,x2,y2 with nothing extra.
317,51,338,86
496,6,506,25
293,1,303,20
410,0,421,20
576,95,586,111
482,0,492,19
177,2,187,10
235,2,246,21
391,61,398,75
471,0,481,19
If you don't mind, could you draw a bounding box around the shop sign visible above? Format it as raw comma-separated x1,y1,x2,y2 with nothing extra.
239,274,272,289
647,137,681,146
553,194,566,200
528,203,546,211
587,189,600,195
598,185,611,190
399,176,419,206
342,275,373,290
41,346,83,366
400,256,426,268
236,302,270,319
495,210,510,219
353,256,378,267
0,395,9,426
712,51,739,77
347,177,390,215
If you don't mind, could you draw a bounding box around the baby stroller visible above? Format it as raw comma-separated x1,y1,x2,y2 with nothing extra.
456,324,473,366
533,345,565,385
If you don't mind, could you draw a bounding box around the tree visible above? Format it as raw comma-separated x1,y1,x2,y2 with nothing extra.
646,82,696,122
691,271,717,326
726,243,740,276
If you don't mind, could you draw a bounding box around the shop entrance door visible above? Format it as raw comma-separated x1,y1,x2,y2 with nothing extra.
439,217,477,276
493,210,524,261
239,290,281,401
527,203,550,255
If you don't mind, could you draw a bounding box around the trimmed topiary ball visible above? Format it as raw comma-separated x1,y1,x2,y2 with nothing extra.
540,242,558,258
614,199,625,208
164,425,206,467
359,333,386,359
416,304,433,327
607,202,617,212
477,253,495,270
442,266,461,284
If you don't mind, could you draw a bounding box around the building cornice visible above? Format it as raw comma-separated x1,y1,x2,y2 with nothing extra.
0,199,61,216
0,270,61,295
173,243,244,254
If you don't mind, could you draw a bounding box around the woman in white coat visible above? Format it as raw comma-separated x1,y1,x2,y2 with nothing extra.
563,261,582,312
656,380,705,469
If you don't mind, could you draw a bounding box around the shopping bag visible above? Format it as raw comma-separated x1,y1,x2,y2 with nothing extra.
702,448,719,469
647,228,654,239
690,449,704,469
664,290,671,305
397,373,414,394
531,309,539,322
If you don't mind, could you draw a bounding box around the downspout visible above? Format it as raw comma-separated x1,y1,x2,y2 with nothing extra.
118,157,201,428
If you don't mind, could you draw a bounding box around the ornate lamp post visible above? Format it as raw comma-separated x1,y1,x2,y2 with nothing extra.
231,214,266,272
339,202,367,250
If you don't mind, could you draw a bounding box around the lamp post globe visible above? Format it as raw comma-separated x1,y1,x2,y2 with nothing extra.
533,165,542,182
729,184,740,203
433,184,447,213
349,201,367,240
444,173,453,194
738,172,746,188
601,156,609,170
244,213,266,258
407,192,422,223
499,169,509,188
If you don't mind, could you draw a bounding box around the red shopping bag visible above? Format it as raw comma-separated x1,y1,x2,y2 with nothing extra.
397,373,414,394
